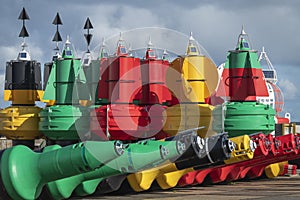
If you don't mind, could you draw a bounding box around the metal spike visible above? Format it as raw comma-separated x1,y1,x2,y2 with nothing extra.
84,34,93,46
163,49,168,55
18,7,30,20
19,25,29,37
52,30,62,42
241,25,246,35
119,32,123,41
147,36,153,48
101,37,106,47
189,32,195,41
65,35,71,46
52,12,63,25
84,17,93,29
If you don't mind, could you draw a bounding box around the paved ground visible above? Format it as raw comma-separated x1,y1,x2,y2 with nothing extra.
72,175,300,200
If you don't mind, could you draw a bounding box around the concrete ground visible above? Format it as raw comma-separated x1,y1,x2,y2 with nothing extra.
72,175,300,200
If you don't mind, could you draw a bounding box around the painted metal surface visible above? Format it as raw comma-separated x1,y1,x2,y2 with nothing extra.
0,106,42,140
0,140,123,199
140,52,171,105
43,139,184,199
213,102,276,137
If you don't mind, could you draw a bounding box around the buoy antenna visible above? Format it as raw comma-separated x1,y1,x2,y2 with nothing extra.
147,36,153,49
236,25,253,50
189,32,195,42
241,25,247,36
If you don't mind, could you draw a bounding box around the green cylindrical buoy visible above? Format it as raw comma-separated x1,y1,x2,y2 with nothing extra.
45,139,185,199
39,105,90,141
0,140,123,200
213,102,275,137
41,40,91,141
43,42,90,105
55,59,78,104
83,60,101,104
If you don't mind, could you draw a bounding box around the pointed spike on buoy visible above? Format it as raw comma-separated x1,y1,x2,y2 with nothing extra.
101,37,106,47
117,32,125,48
84,17,93,29
99,38,109,59
18,7,30,20
52,12,63,25
52,30,62,42
241,25,246,35
19,25,29,38
189,32,195,41
119,32,123,41
262,46,265,53
65,35,71,46
147,36,153,48
163,49,168,55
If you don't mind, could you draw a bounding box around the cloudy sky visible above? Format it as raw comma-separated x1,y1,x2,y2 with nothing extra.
0,0,300,121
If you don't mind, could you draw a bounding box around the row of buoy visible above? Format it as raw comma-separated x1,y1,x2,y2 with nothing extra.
0,7,297,200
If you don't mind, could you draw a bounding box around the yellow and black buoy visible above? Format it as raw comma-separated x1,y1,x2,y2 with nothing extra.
0,7,44,149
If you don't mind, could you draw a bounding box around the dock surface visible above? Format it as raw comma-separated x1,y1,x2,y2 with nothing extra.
72,175,300,200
